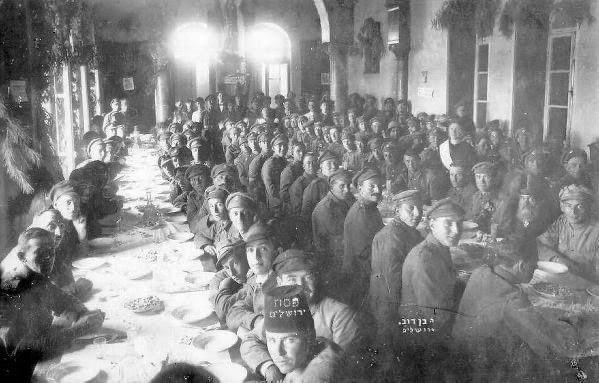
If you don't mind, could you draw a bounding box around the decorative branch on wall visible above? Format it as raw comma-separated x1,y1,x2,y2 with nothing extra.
500,0,594,37
432,0,500,38
357,17,385,74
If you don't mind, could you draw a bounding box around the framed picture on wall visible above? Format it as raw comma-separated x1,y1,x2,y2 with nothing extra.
321,72,330,85
123,77,134,91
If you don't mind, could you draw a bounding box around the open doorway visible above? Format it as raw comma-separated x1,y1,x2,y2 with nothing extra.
247,23,291,97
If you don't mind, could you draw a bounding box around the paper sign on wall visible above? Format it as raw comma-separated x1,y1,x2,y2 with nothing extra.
9,80,28,102
417,87,434,98
123,77,134,91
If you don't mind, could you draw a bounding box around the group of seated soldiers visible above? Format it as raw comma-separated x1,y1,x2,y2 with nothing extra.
153,92,599,381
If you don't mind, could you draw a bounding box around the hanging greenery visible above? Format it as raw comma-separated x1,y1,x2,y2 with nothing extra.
0,97,41,193
432,0,500,38
499,0,594,37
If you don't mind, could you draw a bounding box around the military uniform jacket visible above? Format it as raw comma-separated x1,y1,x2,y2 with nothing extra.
466,191,506,233
342,151,363,172
289,173,317,217
447,183,477,212
342,198,384,310
369,219,423,344
401,233,457,346
248,153,269,203
235,152,257,188
261,155,287,208
301,176,330,220
225,273,276,331
312,192,356,272
452,265,578,382
193,218,241,250
186,189,205,228
280,161,304,215
225,144,241,164
328,142,345,162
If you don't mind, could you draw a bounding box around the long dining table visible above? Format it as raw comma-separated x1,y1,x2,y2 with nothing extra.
33,144,248,383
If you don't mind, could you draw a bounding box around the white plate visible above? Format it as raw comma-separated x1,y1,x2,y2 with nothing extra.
165,215,188,224
72,257,107,270
192,330,238,352
537,261,568,274
462,221,479,231
46,361,100,383
122,267,153,280
165,206,182,214
168,232,195,242
205,363,247,383
171,304,214,324
88,237,115,248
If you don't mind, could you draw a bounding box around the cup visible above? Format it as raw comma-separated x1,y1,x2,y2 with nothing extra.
93,336,107,359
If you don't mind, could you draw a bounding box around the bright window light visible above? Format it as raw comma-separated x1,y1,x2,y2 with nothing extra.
171,22,217,62
246,23,291,64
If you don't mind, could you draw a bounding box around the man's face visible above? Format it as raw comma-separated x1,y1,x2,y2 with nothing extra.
348,112,356,125
320,159,337,178
565,157,586,179
54,194,79,221
261,107,270,120
330,179,352,201
273,142,288,157
229,207,255,234
278,269,317,302
404,155,419,173
448,124,463,141
246,238,276,275
266,331,310,374
159,139,170,152
213,173,231,189
76,182,94,204
329,130,339,143
190,175,209,193
516,131,530,150
456,105,466,117
477,139,491,156
292,146,305,163
475,173,494,193
110,100,119,111
517,194,538,224
191,146,201,162
371,122,381,135
171,138,182,148
358,178,382,203
107,126,117,137
303,156,317,175
308,101,315,112
430,216,463,247
449,168,467,188
89,143,106,161
429,135,439,149
320,102,329,115
561,199,588,224
259,140,270,153
248,138,258,153
356,141,365,153
171,156,181,169
525,157,542,175
22,237,56,276
358,121,367,132
224,254,249,284
489,131,501,146
208,198,227,222
397,201,422,228
342,139,353,152
32,212,65,244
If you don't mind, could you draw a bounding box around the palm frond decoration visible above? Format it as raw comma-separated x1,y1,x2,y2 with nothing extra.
0,99,41,194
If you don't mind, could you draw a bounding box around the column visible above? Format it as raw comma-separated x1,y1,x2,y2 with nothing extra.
93,69,103,116
329,43,348,115
62,64,75,175
80,65,91,132
390,45,409,102
155,69,171,123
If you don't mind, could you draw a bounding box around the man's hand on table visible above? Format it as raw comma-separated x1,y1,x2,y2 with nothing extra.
72,309,105,336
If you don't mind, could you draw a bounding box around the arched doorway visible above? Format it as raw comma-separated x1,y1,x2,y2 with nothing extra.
246,23,291,97
170,22,218,99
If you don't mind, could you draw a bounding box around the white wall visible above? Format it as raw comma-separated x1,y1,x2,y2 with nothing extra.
485,27,515,131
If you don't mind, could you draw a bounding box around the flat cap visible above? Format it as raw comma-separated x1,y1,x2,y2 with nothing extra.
211,163,234,179
244,222,274,245
450,159,471,171
49,181,78,203
328,169,352,185
215,238,246,268
168,147,183,158
185,164,210,180
272,249,316,275
427,198,465,220
270,134,288,147
392,189,421,205
86,138,105,156
206,187,229,202
472,161,495,175
188,136,203,149
352,167,381,188
169,132,186,146
559,184,593,202
226,192,257,211
257,131,272,143
318,150,337,165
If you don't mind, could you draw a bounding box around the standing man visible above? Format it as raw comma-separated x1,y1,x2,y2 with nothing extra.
312,170,355,300
369,190,423,353
400,198,464,382
343,168,384,310
261,134,288,215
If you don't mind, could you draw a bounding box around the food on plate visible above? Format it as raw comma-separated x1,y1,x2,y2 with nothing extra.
124,295,164,313
533,282,576,298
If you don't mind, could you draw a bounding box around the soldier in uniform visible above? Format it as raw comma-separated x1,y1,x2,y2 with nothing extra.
279,141,306,216
447,160,477,211
467,161,506,234
341,131,362,172
262,134,289,215
327,126,345,161
398,149,449,205
248,131,272,209
364,137,385,174
185,164,212,232
312,170,355,300
343,168,384,310
400,198,464,382
381,142,405,194
289,153,319,217
300,151,338,221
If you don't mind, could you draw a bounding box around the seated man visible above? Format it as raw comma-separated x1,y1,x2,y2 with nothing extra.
185,164,212,228
50,181,88,258
225,223,279,332
452,243,578,381
209,238,249,321
537,184,599,282
240,249,364,382
446,160,477,211
28,209,92,299
467,161,506,234
167,147,191,204
262,285,342,383
0,228,104,382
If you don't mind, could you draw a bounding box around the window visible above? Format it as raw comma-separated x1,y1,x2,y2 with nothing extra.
473,42,489,131
543,14,576,142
